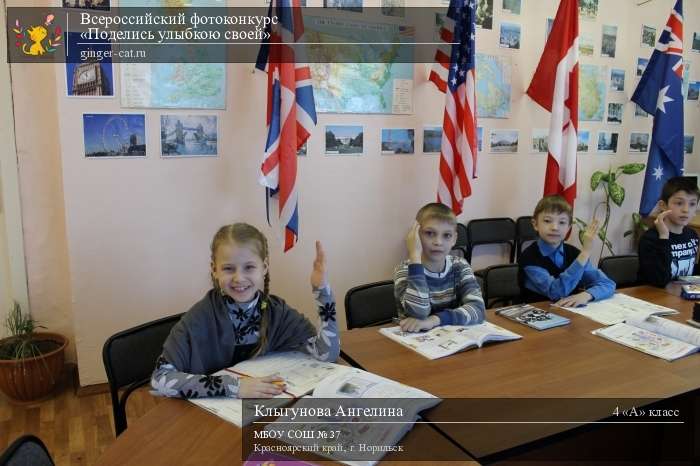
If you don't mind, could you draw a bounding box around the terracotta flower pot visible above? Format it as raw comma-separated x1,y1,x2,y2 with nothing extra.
0,332,68,402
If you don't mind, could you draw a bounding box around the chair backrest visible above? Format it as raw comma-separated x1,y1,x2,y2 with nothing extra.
0,435,54,466
450,223,469,258
344,281,397,330
515,215,538,260
598,255,640,289
483,264,521,308
466,218,517,263
102,313,182,436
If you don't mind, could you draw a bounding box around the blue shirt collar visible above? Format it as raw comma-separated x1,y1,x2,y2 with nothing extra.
536,238,564,258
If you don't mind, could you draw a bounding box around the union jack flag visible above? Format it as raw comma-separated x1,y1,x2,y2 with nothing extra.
428,0,477,215
631,0,684,216
256,0,316,251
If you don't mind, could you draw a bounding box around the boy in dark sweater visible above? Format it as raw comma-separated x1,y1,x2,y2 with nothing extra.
638,176,700,287
518,195,615,306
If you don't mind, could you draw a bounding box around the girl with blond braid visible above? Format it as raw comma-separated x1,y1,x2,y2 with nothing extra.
151,223,339,399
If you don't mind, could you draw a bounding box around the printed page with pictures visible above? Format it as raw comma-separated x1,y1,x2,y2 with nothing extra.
189,351,352,427
379,323,521,360
592,322,699,361
556,293,679,325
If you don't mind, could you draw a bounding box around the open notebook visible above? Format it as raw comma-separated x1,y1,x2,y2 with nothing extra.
593,314,700,361
379,322,521,360
554,293,678,326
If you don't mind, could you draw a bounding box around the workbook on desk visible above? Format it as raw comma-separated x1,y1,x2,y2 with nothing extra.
496,303,571,330
262,367,440,466
379,322,521,360
592,314,700,361
189,351,352,427
554,292,679,326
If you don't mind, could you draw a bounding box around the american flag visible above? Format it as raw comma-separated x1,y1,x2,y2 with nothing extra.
256,0,316,252
631,0,684,216
428,0,477,215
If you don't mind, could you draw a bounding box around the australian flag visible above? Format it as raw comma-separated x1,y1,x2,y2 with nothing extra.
631,0,684,216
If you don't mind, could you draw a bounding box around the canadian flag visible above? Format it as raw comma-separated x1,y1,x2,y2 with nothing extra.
526,0,579,206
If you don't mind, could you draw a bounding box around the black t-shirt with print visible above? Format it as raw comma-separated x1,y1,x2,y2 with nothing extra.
638,227,699,287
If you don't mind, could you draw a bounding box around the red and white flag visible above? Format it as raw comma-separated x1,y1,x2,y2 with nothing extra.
428,0,477,215
526,0,579,206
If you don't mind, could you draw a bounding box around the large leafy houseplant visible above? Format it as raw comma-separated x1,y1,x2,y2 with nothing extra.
0,302,67,402
574,163,646,259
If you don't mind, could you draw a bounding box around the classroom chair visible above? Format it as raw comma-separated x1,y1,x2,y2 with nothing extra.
344,280,397,330
466,218,517,279
482,264,521,308
0,435,54,466
102,313,183,436
515,215,538,261
450,223,469,259
598,254,640,289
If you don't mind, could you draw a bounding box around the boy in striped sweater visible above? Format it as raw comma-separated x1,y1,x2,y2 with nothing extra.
393,203,485,333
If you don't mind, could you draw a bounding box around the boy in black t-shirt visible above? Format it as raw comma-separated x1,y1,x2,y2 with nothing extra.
638,177,700,287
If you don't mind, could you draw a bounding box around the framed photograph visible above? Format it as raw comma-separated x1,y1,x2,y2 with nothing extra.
596,131,618,154
160,115,218,157
476,0,494,30
692,32,700,53
601,25,617,58
637,57,649,76
577,130,590,153
381,129,414,155
499,22,521,49
607,102,623,124
477,126,483,152
635,104,649,118
65,32,113,97
531,129,548,154
381,0,405,17
579,0,598,20
688,81,700,101
63,0,110,10
610,69,625,92
325,125,363,155
423,126,442,153
629,132,650,153
685,135,695,155
579,33,594,56
83,113,146,158
502,0,521,15
324,0,362,13
489,129,519,154
641,25,656,48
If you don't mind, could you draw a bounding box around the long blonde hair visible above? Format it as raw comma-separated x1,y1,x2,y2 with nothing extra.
210,223,271,356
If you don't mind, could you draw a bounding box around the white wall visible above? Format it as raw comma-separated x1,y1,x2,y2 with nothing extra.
10,0,700,385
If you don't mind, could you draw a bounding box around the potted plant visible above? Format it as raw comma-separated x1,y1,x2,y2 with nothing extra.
0,302,67,402
573,163,646,259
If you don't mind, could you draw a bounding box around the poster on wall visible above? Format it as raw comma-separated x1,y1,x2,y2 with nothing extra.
531,129,548,154
685,136,695,155
601,25,617,58
476,0,494,30
65,32,114,97
381,0,405,17
579,0,598,20
502,0,521,15
499,22,521,49
381,129,414,155
636,57,649,76
160,115,218,157
692,32,699,53
324,0,363,13
579,64,607,122
476,54,512,119
606,103,623,124
641,25,656,48
596,131,618,154
610,69,625,92
688,82,700,101
629,132,649,153
477,126,483,152
577,131,590,153
83,113,146,158
325,125,363,155
423,126,442,153
489,130,518,154
579,33,594,56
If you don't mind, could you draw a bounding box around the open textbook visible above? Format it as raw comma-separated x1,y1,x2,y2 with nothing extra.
555,293,679,326
261,368,440,466
379,322,521,360
189,351,352,427
592,314,700,361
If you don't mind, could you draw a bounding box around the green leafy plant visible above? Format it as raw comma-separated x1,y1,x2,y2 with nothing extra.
623,212,650,242
0,301,46,360
574,163,646,259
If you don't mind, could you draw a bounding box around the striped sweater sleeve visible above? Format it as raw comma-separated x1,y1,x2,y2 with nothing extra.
394,261,432,319
442,258,485,325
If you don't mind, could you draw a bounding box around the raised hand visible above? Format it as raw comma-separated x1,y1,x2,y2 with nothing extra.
407,222,423,263
310,240,328,289
654,209,672,239
581,218,599,255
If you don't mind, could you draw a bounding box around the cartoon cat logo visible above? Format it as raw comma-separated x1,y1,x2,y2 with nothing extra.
14,14,62,56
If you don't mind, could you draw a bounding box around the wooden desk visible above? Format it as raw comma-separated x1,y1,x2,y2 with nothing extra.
96,398,479,466
690,213,700,237
340,286,700,461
